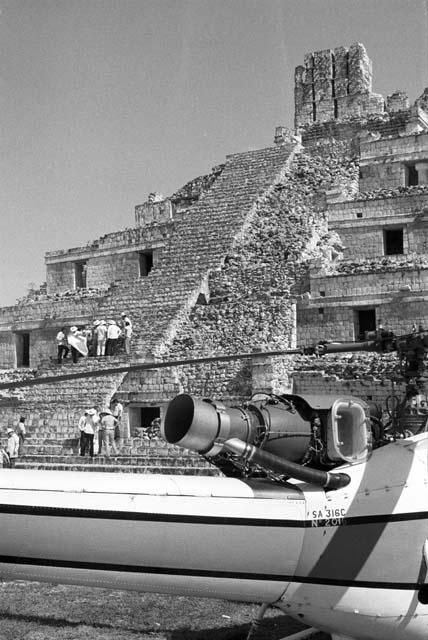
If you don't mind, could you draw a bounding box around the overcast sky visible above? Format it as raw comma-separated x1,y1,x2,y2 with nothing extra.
0,0,426,307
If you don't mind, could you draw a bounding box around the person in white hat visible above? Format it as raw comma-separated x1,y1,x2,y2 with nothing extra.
100,409,119,457
80,409,99,458
6,428,19,468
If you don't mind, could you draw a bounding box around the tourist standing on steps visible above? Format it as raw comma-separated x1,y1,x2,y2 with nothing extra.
106,320,121,356
100,409,119,457
56,327,69,364
110,398,123,445
6,428,19,468
80,409,98,458
68,326,88,363
95,320,107,356
120,312,133,355
17,416,26,456
78,410,88,455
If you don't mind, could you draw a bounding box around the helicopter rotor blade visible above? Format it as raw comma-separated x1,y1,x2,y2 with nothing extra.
0,348,302,391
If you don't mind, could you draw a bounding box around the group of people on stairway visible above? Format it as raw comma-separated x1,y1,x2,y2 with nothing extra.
56,312,132,364
78,398,124,458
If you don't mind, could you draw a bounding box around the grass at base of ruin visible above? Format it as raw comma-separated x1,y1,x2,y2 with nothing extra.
0,581,330,640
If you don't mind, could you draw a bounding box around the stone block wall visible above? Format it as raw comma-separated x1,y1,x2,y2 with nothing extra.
135,197,173,226
0,334,16,368
327,193,428,259
300,110,426,147
293,370,405,408
359,132,428,191
298,276,428,344
292,351,406,410
295,43,384,129
45,223,170,295
0,290,108,368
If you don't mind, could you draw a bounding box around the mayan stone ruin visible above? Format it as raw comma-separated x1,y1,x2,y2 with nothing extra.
1,42,428,473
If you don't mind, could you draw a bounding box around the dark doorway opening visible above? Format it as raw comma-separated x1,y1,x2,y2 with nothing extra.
140,406,160,429
15,332,30,367
384,228,404,255
74,261,87,288
139,251,153,277
406,164,418,186
354,308,376,340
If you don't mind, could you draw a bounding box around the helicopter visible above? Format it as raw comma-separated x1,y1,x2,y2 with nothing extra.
0,327,428,640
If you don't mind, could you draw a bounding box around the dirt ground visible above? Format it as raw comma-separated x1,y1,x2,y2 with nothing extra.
0,581,331,640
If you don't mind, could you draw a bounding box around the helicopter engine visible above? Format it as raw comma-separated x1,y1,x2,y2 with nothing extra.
163,393,371,484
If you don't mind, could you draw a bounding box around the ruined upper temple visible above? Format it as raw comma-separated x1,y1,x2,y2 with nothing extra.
294,43,385,127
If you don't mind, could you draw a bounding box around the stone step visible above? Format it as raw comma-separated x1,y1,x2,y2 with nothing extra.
18,454,211,467
15,461,220,475
22,437,173,448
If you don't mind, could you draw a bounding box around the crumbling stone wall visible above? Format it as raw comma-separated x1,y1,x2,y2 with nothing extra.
295,43,384,129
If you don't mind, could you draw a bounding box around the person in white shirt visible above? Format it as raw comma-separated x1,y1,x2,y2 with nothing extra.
110,398,124,444
78,411,88,455
80,409,99,458
95,320,107,356
106,320,121,356
6,428,20,468
56,327,69,364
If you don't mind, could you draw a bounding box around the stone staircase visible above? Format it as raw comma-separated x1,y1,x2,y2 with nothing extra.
93,144,298,358
1,143,298,475
15,451,219,475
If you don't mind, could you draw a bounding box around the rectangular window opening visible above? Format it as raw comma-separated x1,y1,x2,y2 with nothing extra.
405,164,418,186
354,308,376,341
74,261,87,289
384,228,404,255
15,332,30,367
139,251,153,277
356,211,363,218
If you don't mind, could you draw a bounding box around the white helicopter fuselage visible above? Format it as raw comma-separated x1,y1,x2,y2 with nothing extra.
0,433,427,640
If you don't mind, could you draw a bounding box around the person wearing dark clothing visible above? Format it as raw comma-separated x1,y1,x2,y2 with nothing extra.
106,320,121,356
79,409,98,458
17,416,26,456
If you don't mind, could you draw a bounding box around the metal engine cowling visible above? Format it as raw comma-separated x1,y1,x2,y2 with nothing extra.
163,393,311,462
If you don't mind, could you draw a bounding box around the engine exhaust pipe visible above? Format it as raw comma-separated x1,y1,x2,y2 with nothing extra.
223,438,350,489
